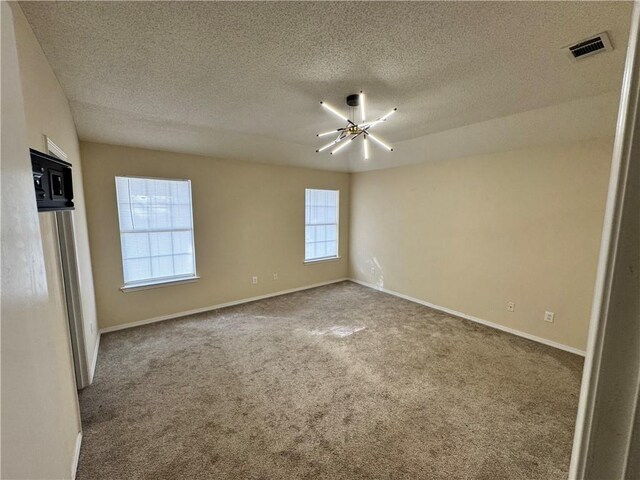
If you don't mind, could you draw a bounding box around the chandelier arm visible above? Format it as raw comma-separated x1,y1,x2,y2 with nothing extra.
316,132,348,152
330,136,356,155
366,132,394,152
350,130,366,141
320,101,351,123
363,135,370,160
317,128,347,137
333,131,347,143
330,130,366,155
361,120,384,129
360,108,397,130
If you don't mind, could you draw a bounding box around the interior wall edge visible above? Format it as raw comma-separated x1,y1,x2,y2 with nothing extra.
88,333,101,384
570,1,640,477
71,432,82,480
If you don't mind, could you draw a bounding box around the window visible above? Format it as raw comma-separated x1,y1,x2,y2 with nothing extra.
115,176,197,288
305,189,339,262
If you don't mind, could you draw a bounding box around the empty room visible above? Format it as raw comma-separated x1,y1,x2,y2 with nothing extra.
1,1,639,479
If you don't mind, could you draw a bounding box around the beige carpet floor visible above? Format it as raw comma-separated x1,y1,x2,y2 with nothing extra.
77,281,583,479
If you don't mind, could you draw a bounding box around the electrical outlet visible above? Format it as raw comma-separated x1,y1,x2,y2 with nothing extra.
371,267,375,275
544,311,555,323
252,276,258,284
507,302,515,312
273,273,278,280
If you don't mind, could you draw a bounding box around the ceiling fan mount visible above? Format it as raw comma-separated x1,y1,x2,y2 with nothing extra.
346,94,361,107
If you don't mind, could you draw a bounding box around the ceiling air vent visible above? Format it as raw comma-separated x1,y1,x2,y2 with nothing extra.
564,32,613,61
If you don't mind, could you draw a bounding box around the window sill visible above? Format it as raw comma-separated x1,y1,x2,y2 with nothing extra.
304,256,341,265
121,275,200,292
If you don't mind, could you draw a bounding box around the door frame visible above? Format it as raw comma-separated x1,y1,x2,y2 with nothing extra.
569,2,640,477
45,135,91,389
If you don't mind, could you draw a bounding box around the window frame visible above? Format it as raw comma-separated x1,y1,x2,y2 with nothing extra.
115,175,199,291
304,188,340,264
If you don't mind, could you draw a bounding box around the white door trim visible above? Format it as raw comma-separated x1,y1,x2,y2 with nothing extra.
55,210,91,389
44,135,91,389
569,2,640,477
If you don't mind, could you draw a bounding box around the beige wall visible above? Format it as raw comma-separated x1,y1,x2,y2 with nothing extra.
1,3,81,478
80,142,350,330
349,139,613,351
12,3,100,375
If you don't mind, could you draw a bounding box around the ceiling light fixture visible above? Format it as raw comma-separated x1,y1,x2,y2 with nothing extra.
316,92,396,159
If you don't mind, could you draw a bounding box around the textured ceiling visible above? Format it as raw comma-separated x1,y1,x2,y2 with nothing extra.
20,1,632,171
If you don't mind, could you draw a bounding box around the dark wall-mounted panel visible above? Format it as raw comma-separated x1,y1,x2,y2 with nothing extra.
31,148,74,211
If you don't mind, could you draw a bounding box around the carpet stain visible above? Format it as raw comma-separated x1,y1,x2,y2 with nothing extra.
77,281,583,479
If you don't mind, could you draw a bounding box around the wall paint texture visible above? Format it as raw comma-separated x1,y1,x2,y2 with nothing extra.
12,3,100,376
1,3,81,478
349,139,613,351
80,142,350,330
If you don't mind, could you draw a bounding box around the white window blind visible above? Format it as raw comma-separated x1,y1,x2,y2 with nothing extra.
115,176,196,287
305,189,339,262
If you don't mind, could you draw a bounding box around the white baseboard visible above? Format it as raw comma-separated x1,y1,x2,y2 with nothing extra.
100,278,349,334
350,278,586,357
71,431,82,479
98,276,584,356
88,333,101,384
